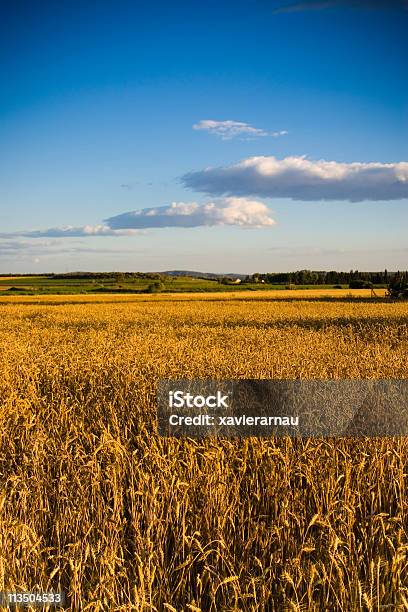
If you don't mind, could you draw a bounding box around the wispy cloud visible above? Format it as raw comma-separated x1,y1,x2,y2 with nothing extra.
268,245,408,255
192,119,288,140
0,236,161,271
182,155,408,202
0,225,143,239
273,0,407,13
0,239,129,257
0,240,55,254
105,198,275,229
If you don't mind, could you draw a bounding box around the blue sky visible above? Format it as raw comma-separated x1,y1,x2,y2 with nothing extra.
0,0,407,273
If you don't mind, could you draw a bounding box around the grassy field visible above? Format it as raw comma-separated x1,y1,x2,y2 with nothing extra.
0,274,370,295
0,290,407,610
0,274,262,294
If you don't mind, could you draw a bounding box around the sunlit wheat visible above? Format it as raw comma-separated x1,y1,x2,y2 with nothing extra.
0,291,407,610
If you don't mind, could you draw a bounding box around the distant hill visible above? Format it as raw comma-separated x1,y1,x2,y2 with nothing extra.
49,270,247,281
162,270,247,280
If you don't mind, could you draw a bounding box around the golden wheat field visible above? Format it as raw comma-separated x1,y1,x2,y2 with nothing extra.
0,290,407,611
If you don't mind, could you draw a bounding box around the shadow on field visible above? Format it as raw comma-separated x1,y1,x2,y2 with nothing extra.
221,316,408,332
215,297,390,304
0,296,393,307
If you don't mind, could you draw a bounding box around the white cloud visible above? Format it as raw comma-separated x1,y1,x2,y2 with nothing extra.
105,198,275,229
1,198,275,241
192,120,287,140
182,155,408,201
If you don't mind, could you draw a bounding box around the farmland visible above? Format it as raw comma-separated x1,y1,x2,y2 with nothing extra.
0,274,384,295
0,274,271,295
0,290,407,610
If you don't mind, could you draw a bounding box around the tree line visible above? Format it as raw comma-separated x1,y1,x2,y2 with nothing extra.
246,270,407,287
